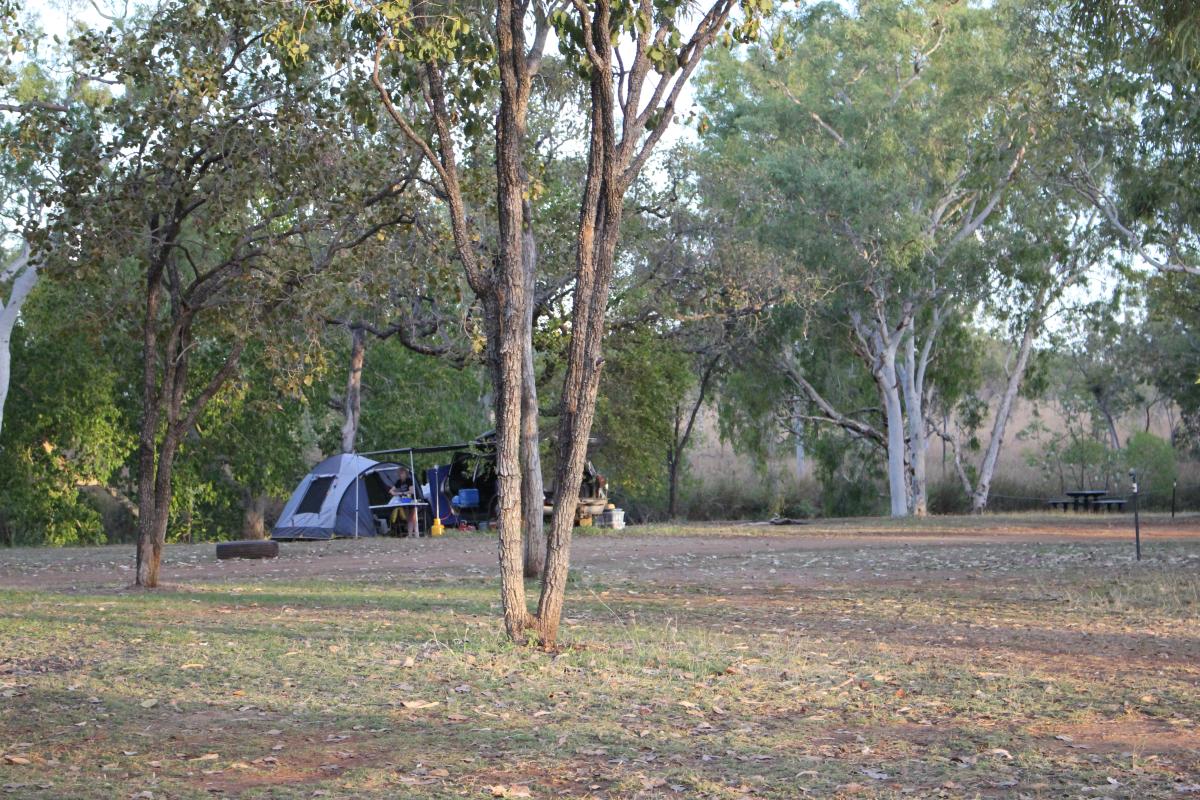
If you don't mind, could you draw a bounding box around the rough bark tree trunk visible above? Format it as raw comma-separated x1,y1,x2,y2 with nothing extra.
134,241,168,588
136,431,182,587
493,0,535,638
340,325,367,453
535,27,624,646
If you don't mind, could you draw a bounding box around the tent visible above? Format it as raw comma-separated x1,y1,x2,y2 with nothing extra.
272,454,399,540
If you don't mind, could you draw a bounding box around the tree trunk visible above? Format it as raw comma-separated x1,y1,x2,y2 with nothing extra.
493,0,534,638
520,208,545,578
793,408,805,478
0,244,38,440
135,429,181,588
667,406,682,519
900,337,928,517
666,355,721,520
134,250,167,588
243,494,269,539
1100,406,1121,452
0,330,11,442
971,287,1046,512
535,38,624,646
340,326,367,453
878,354,909,517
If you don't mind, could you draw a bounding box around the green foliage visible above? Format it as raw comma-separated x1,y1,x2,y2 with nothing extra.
1124,431,1178,496
0,283,137,546
352,337,489,453
809,430,885,517
594,330,693,500
1064,0,1200,273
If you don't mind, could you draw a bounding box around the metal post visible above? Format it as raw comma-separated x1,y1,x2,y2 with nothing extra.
1171,479,1177,519
1130,469,1140,562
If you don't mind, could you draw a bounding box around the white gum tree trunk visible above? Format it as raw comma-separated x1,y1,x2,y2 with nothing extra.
0,243,39,439
970,285,1049,512
877,350,909,517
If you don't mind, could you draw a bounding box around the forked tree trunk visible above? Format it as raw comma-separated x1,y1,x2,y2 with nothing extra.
666,354,721,519
520,209,545,578
133,238,245,586
340,326,367,453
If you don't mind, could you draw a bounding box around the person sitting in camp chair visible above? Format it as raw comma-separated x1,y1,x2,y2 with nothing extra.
389,467,420,537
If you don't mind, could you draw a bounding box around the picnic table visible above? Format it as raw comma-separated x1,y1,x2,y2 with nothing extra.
1047,490,1126,512
1066,489,1107,510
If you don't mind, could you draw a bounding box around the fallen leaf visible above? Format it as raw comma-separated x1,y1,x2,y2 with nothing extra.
400,700,439,710
140,699,158,709
2,756,30,766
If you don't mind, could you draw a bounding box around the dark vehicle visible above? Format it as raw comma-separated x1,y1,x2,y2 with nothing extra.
442,432,608,524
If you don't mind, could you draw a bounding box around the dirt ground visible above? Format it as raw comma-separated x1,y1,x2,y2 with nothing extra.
1,513,1198,799
0,512,1194,591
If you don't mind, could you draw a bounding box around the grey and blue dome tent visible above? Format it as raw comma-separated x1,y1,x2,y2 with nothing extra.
272,454,399,540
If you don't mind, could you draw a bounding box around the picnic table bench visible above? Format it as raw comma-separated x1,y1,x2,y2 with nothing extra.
1048,490,1119,511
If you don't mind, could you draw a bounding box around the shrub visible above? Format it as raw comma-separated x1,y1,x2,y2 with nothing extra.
1123,432,1178,500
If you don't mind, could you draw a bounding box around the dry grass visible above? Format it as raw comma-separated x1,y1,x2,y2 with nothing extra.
1,518,1198,798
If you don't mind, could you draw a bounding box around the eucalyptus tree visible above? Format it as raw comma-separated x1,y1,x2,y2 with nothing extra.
932,135,1109,512
697,0,1039,516
0,9,66,439
1065,0,1200,277
57,0,418,586
295,0,770,645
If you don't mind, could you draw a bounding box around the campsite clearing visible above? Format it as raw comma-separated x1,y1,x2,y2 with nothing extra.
1,514,1198,799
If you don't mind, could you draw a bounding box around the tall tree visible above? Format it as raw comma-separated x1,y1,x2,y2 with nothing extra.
698,0,1039,516
0,7,65,439
57,0,416,586
308,0,768,644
